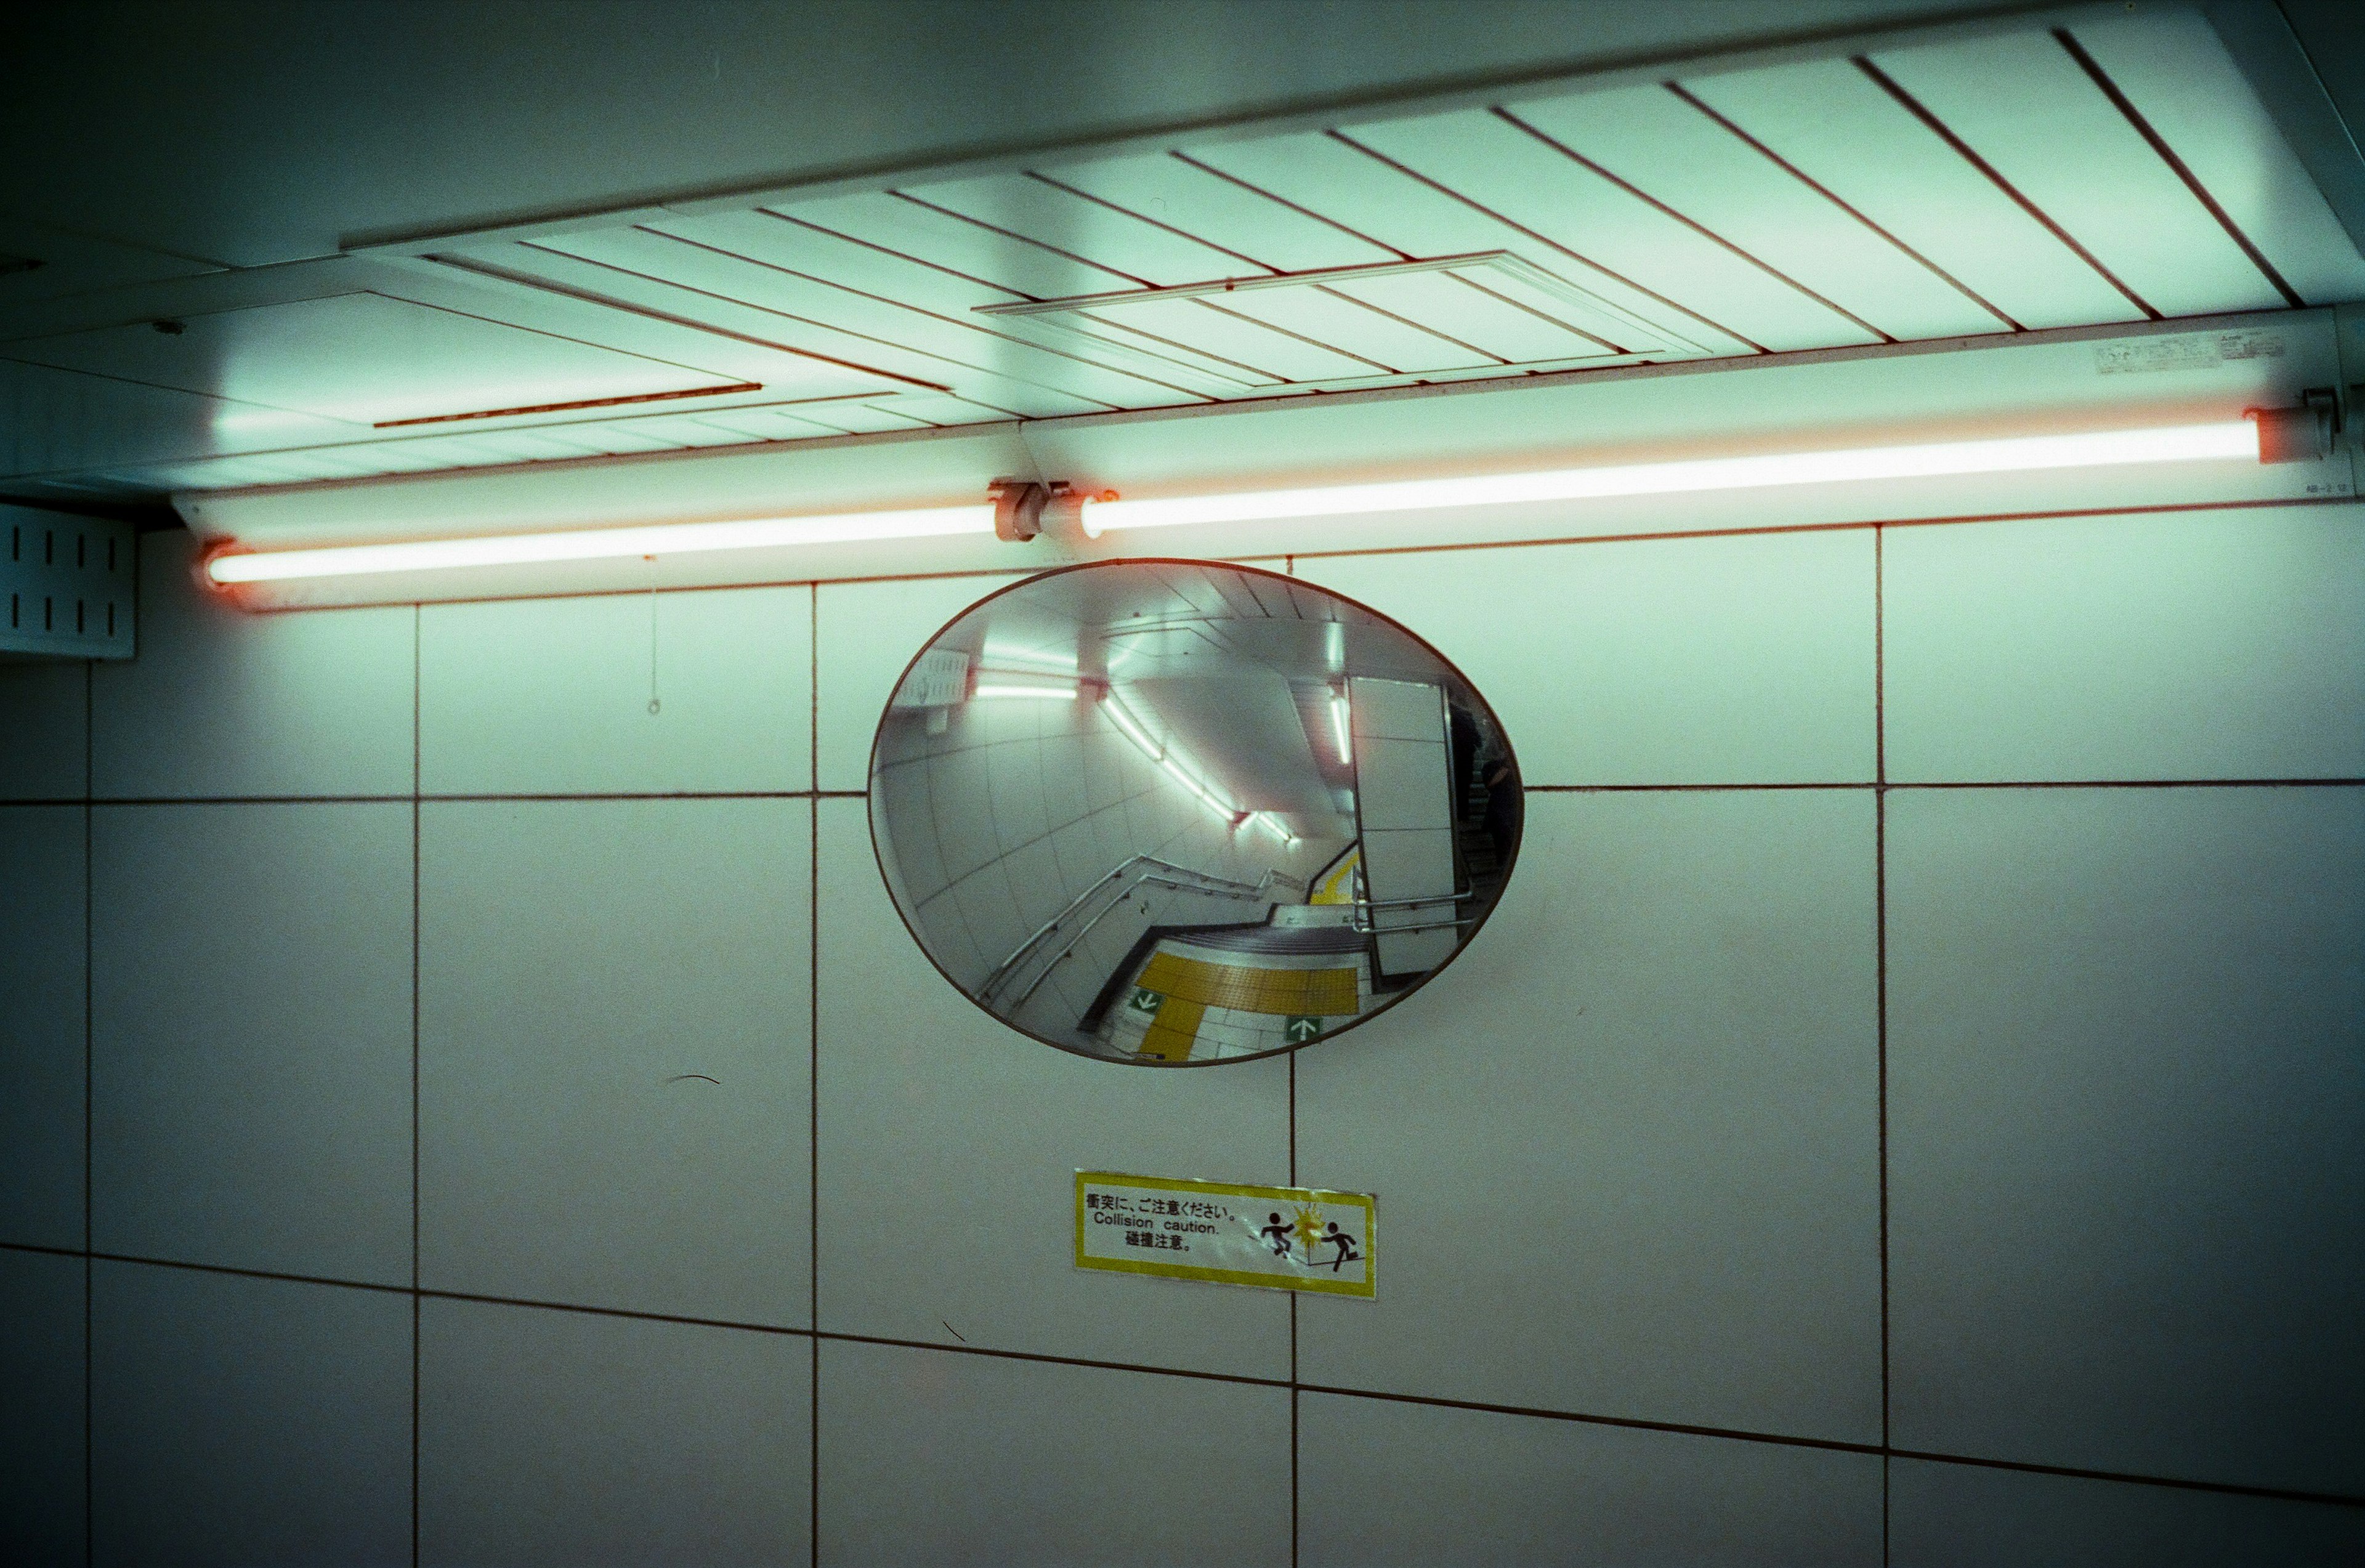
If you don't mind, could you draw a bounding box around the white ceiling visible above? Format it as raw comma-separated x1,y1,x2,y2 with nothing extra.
1,3,2360,509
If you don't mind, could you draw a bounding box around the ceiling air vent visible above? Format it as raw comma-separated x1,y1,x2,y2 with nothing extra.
976,251,1708,397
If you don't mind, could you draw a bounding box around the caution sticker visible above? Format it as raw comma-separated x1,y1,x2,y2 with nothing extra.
1074,1171,1375,1298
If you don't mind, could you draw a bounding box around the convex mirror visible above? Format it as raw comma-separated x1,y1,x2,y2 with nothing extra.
870,559,1521,1064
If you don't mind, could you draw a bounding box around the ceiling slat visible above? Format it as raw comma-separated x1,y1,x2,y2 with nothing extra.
1034,151,1401,273
1505,83,2008,342
895,172,1265,286
1867,32,2286,319
1345,108,1876,352
2069,11,2365,309
637,212,1211,410
469,239,1106,420
1683,57,2142,333
1183,130,1750,357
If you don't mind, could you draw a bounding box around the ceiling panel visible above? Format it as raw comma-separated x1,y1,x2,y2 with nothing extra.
8,7,2355,504
1344,109,1880,353
1034,151,1402,273
764,190,1140,300
1680,58,2138,333
631,212,1215,408
2071,10,2365,308
1504,83,2008,341
894,172,1267,286
1867,31,2286,318
1179,131,1755,358
453,240,1104,419
520,227,1207,412
1,291,737,426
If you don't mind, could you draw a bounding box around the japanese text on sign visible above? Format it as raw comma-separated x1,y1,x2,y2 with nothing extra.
1074,1171,1375,1298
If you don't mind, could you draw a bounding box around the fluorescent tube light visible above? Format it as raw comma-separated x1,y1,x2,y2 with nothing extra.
1330,692,1352,766
973,682,1081,700
1077,422,2262,536
204,504,995,584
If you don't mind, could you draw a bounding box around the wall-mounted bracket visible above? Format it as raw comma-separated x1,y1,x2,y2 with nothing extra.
2251,389,2343,464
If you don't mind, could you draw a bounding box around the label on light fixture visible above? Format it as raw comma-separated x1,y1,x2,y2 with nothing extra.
1075,1170,1375,1298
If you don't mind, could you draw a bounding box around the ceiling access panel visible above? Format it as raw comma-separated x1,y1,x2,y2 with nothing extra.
2070,10,2365,307
1503,82,2009,342
625,213,1222,411
0,291,744,429
1866,31,2287,320
1345,108,1881,354
450,240,1093,420
1030,150,1405,274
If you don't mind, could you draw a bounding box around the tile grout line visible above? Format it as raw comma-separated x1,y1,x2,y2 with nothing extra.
83,652,94,1568
410,603,422,1568
809,581,821,1568
1289,1051,1300,1568
2,1239,2359,1513
1875,523,1891,1568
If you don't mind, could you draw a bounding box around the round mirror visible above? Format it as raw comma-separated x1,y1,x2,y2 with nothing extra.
868,559,1522,1065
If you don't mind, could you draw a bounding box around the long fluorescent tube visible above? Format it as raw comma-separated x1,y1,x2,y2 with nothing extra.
974,682,1081,700
1330,692,1352,766
204,504,995,584
1077,422,2263,536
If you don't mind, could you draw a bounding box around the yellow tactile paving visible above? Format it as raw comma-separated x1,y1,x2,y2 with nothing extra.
1137,953,1359,1017
1136,996,1205,1062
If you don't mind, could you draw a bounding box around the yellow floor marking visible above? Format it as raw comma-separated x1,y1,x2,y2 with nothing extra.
1137,953,1359,1017
1136,996,1206,1061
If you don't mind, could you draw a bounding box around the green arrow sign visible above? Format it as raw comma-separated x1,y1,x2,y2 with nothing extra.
1283,1016,1322,1044
1128,988,1166,1016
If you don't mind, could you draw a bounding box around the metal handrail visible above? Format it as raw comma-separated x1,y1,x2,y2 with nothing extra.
978,854,1278,1004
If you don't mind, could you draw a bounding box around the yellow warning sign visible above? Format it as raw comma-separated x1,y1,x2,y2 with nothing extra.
1074,1171,1375,1298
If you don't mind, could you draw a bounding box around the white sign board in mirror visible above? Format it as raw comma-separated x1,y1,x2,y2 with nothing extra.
869,559,1522,1065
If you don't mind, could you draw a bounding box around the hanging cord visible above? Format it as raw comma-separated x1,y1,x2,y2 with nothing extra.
647,581,661,715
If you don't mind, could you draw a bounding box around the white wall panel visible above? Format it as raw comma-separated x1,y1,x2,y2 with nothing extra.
1890,1458,2365,1567
420,799,809,1325
421,1299,809,1567
92,802,413,1285
0,1249,85,1564
1296,791,1883,1442
1299,1393,1882,1567
0,807,84,1250
1885,506,2365,783
92,1264,411,1568
421,584,811,794
819,1340,1289,1568
1888,788,2365,1497
0,660,86,799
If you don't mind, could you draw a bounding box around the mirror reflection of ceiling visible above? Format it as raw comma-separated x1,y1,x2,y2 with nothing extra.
3,6,2359,503
870,560,1521,1065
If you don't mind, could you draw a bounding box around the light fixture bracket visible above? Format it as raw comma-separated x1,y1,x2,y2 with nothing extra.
2251,390,2341,464
988,479,1081,542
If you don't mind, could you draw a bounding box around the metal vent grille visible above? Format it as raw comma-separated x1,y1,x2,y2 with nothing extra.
1,503,135,659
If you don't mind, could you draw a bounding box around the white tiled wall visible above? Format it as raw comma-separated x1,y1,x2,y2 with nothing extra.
2,503,2358,1563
